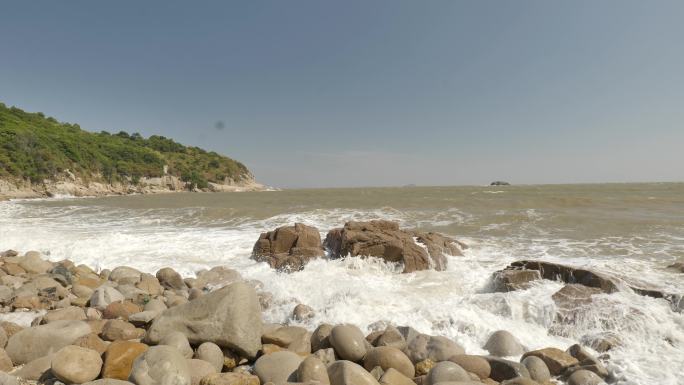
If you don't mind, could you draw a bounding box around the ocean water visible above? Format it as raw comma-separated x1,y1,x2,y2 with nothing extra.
1,183,683,385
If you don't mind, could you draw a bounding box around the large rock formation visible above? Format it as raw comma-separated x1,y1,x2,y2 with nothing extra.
324,220,465,273
145,282,263,359
252,223,325,271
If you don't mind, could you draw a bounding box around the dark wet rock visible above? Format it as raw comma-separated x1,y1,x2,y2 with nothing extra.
492,270,542,292
502,261,620,293
324,220,464,273
252,223,326,271
490,181,511,186
129,345,191,385
484,357,531,382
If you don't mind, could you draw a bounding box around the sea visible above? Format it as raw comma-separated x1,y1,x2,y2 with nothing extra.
1,183,683,385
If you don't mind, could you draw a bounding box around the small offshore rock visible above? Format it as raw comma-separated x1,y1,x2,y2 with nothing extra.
51,345,103,384
483,330,525,357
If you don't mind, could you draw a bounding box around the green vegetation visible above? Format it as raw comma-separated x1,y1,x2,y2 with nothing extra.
0,103,250,189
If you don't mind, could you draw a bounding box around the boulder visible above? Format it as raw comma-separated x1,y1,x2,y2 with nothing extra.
261,325,311,354
73,333,109,354
311,323,333,352
160,331,194,358
192,267,242,291
252,223,325,271
136,274,163,296
103,341,149,380
521,348,579,376
484,357,531,382
483,330,524,357
109,267,142,284
18,251,53,274
199,373,259,385
0,348,12,372
0,327,7,349
43,306,87,323
6,320,91,364
84,380,135,385
12,354,53,381
567,369,604,385
129,346,191,385
447,355,491,379
188,359,218,385
374,326,407,351
51,345,103,384
552,284,603,323
104,302,143,320
426,361,470,384
146,282,262,358
378,368,414,385
329,324,368,362
327,360,380,385
297,355,330,384
491,270,542,292
156,268,186,291
90,286,125,310
101,320,145,341
324,220,464,273
253,351,302,384
407,334,465,363
521,356,550,383
195,342,224,372
415,359,436,376
292,304,315,321
363,346,415,378
312,347,337,367
500,378,540,385
501,261,619,293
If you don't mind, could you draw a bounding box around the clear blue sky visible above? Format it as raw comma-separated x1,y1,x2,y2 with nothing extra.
1,1,683,188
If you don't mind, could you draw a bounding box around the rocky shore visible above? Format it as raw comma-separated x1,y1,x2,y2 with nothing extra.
0,237,633,385
0,174,266,201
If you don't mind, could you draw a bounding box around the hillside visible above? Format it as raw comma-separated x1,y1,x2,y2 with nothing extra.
0,103,261,198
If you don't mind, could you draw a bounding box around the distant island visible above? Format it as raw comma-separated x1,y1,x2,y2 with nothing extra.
490,181,511,186
0,103,263,200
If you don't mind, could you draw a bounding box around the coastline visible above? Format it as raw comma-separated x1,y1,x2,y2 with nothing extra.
0,176,269,202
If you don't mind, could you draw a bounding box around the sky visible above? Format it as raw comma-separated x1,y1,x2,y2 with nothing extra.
1,1,683,188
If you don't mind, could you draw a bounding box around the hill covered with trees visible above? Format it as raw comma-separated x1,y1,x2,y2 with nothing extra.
0,103,256,193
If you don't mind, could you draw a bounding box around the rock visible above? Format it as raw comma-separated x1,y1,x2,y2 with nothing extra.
188,359,218,385
84,380,135,385
199,373,259,385
0,373,18,385
144,299,168,313
327,360,381,385
19,251,53,274
491,181,510,186
103,341,149,380
129,311,160,327
521,348,579,376
136,275,163,296
407,334,465,363
667,261,684,273
0,286,13,305
500,377,540,385
521,356,550,383
0,348,12,372
448,355,491,379
13,354,53,381
156,268,186,291
0,322,23,339
188,288,202,300
192,267,242,291
374,326,406,351
252,223,326,271
43,306,88,323
6,320,91,364
104,302,143,320
485,357,531,382
483,330,524,357
491,270,542,292
0,327,7,348
552,284,603,323
567,369,603,385
90,286,125,310
311,323,333,352
253,351,302,384
312,347,337,366
415,359,436,376
160,331,193,358
101,319,145,341
129,345,191,385
378,368,414,385
292,304,315,321
581,332,621,352
73,333,109,354
324,220,464,273
426,361,470,384
262,325,311,354
298,355,330,384
73,284,95,298
363,346,415,378
109,267,142,284
329,324,368,362
195,342,224,372
51,345,103,384
565,364,609,380
146,282,262,359
502,261,619,293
